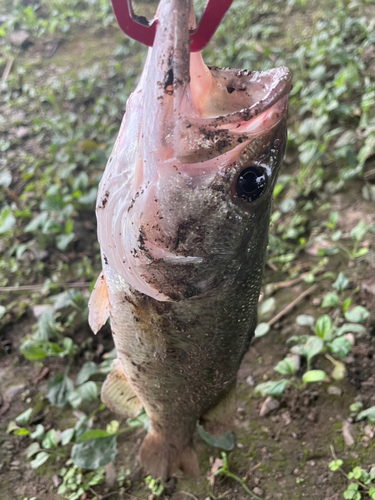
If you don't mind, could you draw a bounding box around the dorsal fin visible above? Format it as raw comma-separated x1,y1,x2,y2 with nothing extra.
88,271,110,334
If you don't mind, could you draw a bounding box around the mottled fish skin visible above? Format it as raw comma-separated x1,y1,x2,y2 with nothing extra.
90,0,292,479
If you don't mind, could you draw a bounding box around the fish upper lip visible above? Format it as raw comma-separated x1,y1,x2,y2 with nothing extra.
245,67,293,120
199,66,293,128
247,68,292,115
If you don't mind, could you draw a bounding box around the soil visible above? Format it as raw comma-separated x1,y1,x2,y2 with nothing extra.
1,1,375,500
1,219,374,500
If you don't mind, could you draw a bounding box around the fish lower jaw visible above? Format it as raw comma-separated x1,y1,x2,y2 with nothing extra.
223,94,289,138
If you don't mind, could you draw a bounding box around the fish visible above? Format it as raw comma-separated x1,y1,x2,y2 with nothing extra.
88,0,292,480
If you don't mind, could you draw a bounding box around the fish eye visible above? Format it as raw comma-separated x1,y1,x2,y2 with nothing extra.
236,166,266,202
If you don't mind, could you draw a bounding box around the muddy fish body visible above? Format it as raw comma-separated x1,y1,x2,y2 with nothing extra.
89,0,292,479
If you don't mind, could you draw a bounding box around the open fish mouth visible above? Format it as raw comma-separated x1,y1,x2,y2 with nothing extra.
175,62,293,163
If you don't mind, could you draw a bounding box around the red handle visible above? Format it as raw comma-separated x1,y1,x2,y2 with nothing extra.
110,0,233,52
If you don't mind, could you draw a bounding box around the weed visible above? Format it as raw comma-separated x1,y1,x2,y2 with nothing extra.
213,452,263,500
329,450,375,500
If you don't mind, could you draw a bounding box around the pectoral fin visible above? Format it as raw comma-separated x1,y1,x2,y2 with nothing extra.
101,361,143,418
88,271,110,334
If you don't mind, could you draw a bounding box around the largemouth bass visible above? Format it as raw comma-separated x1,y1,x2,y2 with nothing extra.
89,0,292,479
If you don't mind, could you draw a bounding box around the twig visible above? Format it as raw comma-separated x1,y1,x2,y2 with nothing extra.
329,444,337,460
216,490,231,500
267,284,317,327
1,57,14,83
250,462,262,472
99,491,120,500
0,281,91,292
272,273,309,289
119,491,143,500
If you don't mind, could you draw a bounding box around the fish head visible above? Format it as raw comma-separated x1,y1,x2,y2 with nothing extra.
97,0,292,301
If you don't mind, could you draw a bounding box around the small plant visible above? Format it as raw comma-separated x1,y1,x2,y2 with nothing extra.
254,271,370,399
145,476,165,498
329,453,375,500
57,460,105,500
213,452,263,500
324,218,370,260
8,403,149,471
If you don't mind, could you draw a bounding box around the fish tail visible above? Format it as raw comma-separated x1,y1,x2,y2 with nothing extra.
139,429,199,480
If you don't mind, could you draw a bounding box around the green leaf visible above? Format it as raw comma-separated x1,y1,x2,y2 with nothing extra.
42,429,58,449
47,374,74,407
14,428,30,436
254,322,270,337
61,428,75,446
336,323,367,337
30,424,45,440
61,337,76,357
328,337,352,359
327,211,339,229
37,308,56,340
329,459,343,471
71,435,117,469
254,380,290,397
20,340,47,361
357,406,375,424
56,233,75,251
197,424,235,451
30,451,50,470
15,408,33,425
6,421,20,434
331,359,346,381
0,207,16,234
343,484,360,500
78,430,112,442
126,412,151,432
302,337,324,363
27,442,41,459
259,297,275,316
76,362,99,385
350,220,368,242
67,390,82,409
0,305,6,319
347,483,359,491
352,467,366,481
77,381,97,401
332,272,349,292
354,247,368,258
302,370,327,384
349,402,363,413
344,306,370,323
279,198,296,213
296,314,315,327
342,297,352,313
0,168,12,187
274,358,296,376
322,292,339,308
315,315,332,340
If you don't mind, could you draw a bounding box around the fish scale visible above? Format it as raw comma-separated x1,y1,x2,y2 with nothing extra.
89,0,292,479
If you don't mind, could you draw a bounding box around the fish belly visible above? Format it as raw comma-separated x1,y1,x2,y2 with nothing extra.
104,267,258,478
